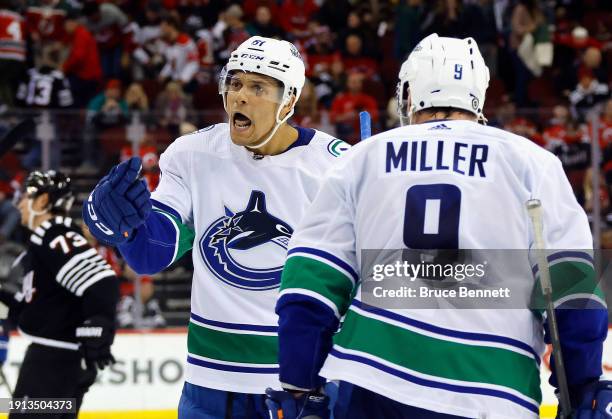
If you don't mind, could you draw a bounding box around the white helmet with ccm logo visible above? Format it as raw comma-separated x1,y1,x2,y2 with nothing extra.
219,36,306,124
397,33,490,125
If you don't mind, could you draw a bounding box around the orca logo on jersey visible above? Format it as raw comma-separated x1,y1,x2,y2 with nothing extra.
199,191,293,290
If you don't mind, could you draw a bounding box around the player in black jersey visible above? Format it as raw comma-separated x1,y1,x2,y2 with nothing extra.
1,170,118,419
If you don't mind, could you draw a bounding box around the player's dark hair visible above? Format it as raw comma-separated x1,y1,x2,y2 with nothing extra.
416,107,476,120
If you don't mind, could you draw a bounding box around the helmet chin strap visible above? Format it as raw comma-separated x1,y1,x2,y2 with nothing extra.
245,100,294,150
27,198,48,231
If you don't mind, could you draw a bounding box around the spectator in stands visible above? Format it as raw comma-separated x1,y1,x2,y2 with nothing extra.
158,13,199,91
594,99,612,189
246,6,284,39
292,79,320,129
279,0,319,40
155,81,193,138
493,98,544,146
394,0,424,60
569,69,610,122
310,58,346,109
507,0,551,106
25,0,68,61
0,0,26,109
330,71,378,144
82,0,128,79
337,11,377,58
124,82,149,112
542,105,572,146
462,0,498,77
128,2,163,81
583,168,610,218
87,79,129,129
81,79,128,168
581,47,608,85
213,4,250,63
243,0,280,26
341,34,379,79
599,99,612,152
62,9,102,107
421,0,467,38
304,23,335,77
315,0,351,32
16,45,73,109
15,45,73,169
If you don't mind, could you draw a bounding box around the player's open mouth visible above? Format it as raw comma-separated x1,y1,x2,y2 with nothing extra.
233,112,252,132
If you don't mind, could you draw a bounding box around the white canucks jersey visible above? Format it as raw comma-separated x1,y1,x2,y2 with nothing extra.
281,120,601,418
151,123,349,393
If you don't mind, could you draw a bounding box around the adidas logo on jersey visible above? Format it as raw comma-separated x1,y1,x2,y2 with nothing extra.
429,123,451,130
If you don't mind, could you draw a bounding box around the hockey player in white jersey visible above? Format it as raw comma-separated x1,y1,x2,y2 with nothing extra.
82,36,349,418
271,34,610,419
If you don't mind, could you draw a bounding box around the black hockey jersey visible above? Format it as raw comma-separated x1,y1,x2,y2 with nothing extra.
15,66,73,108
8,216,117,350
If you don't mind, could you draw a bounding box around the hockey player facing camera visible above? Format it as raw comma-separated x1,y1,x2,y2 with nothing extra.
269,34,610,419
2,171,118,419
83,36,349,418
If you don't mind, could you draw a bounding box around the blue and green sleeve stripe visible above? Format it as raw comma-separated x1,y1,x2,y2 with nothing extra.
276,247,358,390
118,199,195,275
530,251,608,394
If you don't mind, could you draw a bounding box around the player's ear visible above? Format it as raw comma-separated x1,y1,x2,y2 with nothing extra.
279,95,297,120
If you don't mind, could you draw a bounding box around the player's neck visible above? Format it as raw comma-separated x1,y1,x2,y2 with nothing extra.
252,123,299,156
31,213,53,230
413,112,477,124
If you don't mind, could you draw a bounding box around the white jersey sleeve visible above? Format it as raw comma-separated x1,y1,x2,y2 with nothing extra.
151,138,194,225
281,155,358,318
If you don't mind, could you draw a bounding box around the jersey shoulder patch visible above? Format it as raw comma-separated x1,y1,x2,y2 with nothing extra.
326,138,351,158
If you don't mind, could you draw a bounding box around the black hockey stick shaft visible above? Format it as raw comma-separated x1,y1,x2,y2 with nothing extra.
0,119,35,160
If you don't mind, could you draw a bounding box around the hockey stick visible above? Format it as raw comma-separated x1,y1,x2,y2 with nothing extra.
526,199,572,418
0,119,35,160
359,111,371,141
0,367,12,396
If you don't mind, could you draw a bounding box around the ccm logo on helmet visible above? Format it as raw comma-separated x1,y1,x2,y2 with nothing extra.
251,39,266,47
240,53,264,60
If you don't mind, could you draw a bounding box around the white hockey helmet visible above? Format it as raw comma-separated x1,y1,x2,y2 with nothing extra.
397,33,490,125
219,36,305,148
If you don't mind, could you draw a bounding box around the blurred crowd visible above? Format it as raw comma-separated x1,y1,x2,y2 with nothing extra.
0,0,611,321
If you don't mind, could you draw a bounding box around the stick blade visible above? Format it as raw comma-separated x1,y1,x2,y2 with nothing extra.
0,118,35,158
359,111,371,141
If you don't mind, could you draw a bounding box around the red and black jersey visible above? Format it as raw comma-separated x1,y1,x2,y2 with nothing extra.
0,9,25,61
25,5,66,42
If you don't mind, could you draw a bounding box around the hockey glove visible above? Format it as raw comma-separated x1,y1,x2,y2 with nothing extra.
265,388,330,419
572,380,612,419
76,316,116,371
83,157,152,246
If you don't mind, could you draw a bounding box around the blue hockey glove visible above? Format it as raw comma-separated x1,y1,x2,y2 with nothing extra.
574,380,612,419
265,388,330,419
83,157,151,246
